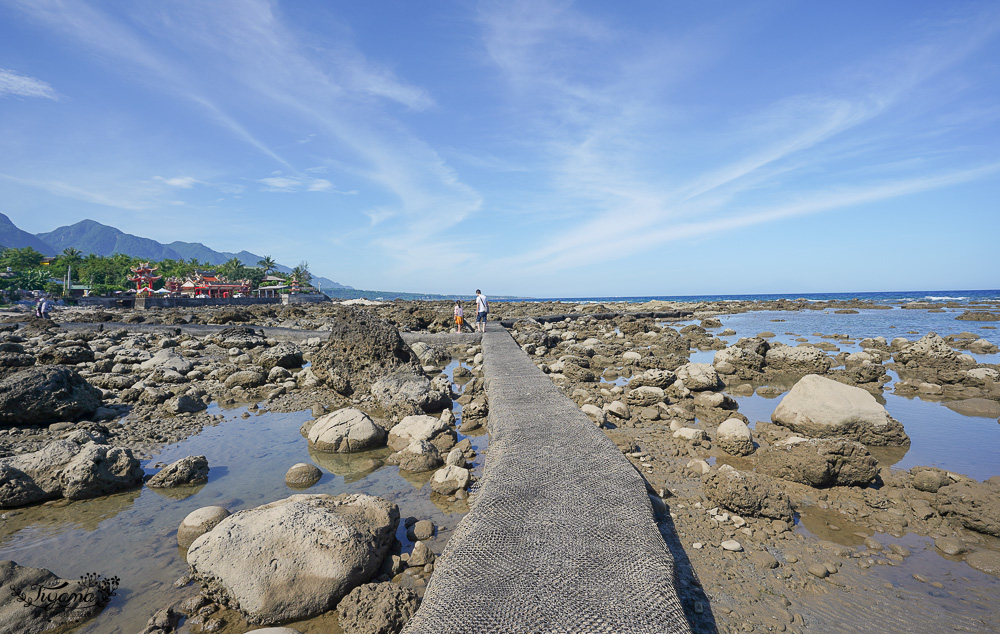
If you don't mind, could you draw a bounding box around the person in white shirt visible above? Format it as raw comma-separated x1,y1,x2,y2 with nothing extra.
475,289,488,333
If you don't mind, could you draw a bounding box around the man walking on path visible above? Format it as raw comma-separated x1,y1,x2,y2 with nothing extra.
475,289,489,333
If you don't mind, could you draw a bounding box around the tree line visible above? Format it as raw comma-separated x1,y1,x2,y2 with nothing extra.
0,246,311,297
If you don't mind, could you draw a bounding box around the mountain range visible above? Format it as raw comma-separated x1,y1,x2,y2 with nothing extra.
0,213,350,290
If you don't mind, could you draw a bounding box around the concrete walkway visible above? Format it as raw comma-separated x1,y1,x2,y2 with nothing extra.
403,323,690,633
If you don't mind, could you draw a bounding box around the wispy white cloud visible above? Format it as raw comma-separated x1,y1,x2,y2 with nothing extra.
258,173,354,194
0,172,152,210
0,68,59,99
155,176,202,189
476,1,1000,277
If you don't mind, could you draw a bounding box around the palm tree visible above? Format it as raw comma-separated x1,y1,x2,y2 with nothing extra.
257,255,276,275
61,247,83,260
219,257,246,281
290,261,311,284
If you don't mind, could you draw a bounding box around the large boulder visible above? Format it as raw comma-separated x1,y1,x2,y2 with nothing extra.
932,478,1000,537
771,374,909,446
702,465,793,521
371,371,450,418
147,455,209,488
0,560,118,634
305,408,387,453
0,366,102,426
764,345,831,375
755,438,878,487
0,441,143,507
187,494,398,625
310,305,422,396
675,363,721,391
713,345,765,377
894,333,970,369
337,582,419,634
387,415,450,452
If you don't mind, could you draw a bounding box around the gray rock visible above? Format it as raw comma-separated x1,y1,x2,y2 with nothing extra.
430,465,470,495
407,540,435,567
934,537,966,556
285,463,323,488
224,370,267,389
675,363,721,391
257,343,304,371
305,408,386,453
0,366,102,426
626,386,665,407
0,560,116,634
702,464,793,521
933,479,1000,537
0,441,143,507
147,455,209,488
163,394,207,414
187,493,398,625
387,440,442,472
765,346,831,375
139,349,194,374
178,505,231,548
715,418,754,456
337,582,419,634
387,415,449,452
371,371,450,417
771,374,909,446
756,438,877,487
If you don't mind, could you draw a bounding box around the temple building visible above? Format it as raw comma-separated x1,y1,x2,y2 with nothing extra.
128,263,162,296
164,270,250,298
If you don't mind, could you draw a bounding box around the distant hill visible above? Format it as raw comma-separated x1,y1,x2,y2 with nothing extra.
0,213,349,289
39,219,180,261
0,212,56,254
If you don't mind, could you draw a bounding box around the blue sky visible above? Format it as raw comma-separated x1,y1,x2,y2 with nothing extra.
1,1,998,297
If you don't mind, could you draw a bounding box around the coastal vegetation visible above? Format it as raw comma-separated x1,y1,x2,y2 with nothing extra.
0,245,309,298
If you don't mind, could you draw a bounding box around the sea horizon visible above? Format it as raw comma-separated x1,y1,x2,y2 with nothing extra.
495,288,1000,305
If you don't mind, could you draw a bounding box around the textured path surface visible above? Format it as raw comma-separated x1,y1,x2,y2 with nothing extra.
404,323,691,633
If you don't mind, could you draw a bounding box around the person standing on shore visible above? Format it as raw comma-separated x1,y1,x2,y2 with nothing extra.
454,300,465,333
40,296,51,319
475,289,488,333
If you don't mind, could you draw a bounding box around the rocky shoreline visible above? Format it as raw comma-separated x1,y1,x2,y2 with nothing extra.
0,297,998,633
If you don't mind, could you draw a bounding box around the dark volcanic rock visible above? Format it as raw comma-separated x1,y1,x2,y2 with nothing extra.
311,305,422,396
0,366,102,426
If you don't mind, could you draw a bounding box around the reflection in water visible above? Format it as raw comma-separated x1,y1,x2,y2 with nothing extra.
308,446,390,483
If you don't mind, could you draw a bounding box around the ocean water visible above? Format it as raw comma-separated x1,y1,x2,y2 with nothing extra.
500,289,1000,305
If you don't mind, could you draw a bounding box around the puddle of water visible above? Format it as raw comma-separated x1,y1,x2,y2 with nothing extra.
0,358,486,634
696,310,1000,481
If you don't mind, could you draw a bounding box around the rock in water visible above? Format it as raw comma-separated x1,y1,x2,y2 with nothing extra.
0,560,118,634
771,374,909,446
304,408,386,453
178,506,231,549
0,366,102,426
0,441,143,507
285,463,323,488
147,455,209,488
186,493,398,625
755,438,877,487
337,582,419,634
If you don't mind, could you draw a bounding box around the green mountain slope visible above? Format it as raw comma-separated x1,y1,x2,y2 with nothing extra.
0,213,56,255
